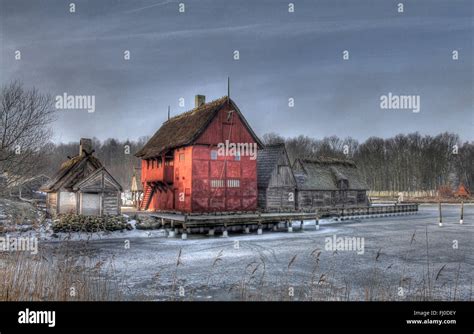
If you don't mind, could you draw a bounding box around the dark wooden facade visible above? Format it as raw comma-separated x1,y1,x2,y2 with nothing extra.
136,96,263,213
41,138,123,216
293,158,369,210
257,143,296,211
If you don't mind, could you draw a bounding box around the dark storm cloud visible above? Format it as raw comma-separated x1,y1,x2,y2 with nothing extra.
1,0,472,143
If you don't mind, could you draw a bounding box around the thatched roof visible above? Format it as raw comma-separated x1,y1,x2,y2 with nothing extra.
257,143,292,188
40,153,103,192
293,158,368,191
135,97,263,159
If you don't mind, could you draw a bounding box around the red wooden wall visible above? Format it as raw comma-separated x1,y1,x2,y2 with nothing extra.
141,103,258,213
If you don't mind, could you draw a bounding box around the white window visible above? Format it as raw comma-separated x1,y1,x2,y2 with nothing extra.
227,179,240,188
211,150,218,160
211,179,224,188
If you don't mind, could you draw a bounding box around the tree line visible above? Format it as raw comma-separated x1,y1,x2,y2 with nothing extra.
34,132,473,193
263,132,473,192
1,82,472,194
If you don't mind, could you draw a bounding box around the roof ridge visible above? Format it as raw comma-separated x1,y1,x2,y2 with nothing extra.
164,96,228,124
300,156,356,166
263,142,285,148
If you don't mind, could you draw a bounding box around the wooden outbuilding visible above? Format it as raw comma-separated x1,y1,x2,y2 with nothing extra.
292,157,369,209
455,183,470,198
135,95,263,212
130,167,143,208
40,138,123,216
257,143,297,211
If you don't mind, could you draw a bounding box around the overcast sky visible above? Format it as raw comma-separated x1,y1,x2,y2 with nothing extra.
1,0,472,143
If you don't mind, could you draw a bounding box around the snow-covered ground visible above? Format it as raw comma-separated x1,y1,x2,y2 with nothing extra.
26,204,472,301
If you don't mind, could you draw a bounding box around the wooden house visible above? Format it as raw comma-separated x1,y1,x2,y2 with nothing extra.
257,143,297,211
135,95,263,212
454,183,470,198
293,157,368,210
130,167,143,208
40,138,123,216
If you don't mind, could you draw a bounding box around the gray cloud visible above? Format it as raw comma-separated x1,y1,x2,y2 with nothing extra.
1,0,472,143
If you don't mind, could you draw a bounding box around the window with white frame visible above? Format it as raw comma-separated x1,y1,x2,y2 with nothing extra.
227,179,240,188
211,179,224,188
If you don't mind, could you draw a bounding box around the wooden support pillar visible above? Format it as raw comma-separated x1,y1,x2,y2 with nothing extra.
438,201,443,227
181,223,188,240
168,221,176,238
316,217,320,230
460,201,464,224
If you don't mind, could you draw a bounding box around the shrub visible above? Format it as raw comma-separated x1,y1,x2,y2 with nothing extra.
52,214,132,233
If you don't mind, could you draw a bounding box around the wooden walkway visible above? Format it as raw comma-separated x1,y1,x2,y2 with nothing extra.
141,204,419,237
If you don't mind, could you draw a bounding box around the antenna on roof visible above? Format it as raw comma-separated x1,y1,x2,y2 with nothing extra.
167,105,170,120
227,76,230,102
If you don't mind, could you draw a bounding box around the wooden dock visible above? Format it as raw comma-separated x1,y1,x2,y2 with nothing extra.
143,203,419,238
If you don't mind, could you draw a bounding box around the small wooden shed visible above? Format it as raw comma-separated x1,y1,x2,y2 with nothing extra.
257,143,297,211
130,167,143,208
293,157,369,210
40,138,123,216
454,183,470,198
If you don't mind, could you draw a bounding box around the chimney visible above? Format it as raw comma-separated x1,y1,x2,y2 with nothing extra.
79,138,93,156
195,95,206,108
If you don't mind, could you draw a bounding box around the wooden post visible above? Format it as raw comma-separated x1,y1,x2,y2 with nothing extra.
168,220,176,238
287,220,293,233
460,201,464,224
181,223,188,240
438,201,443,227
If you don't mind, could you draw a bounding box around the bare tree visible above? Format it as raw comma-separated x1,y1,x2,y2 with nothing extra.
0,81,56,191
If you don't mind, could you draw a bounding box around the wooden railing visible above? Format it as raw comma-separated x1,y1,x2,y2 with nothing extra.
333,204,419,217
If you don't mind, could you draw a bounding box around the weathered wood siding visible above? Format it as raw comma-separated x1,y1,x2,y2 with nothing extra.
75,169,122,216
297,190,368,210
46,193,58,215
265,186,295,210
258,147,296,210
103,193,120,215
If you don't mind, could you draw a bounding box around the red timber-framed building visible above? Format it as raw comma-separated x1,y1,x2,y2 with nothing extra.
135,95,263,213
